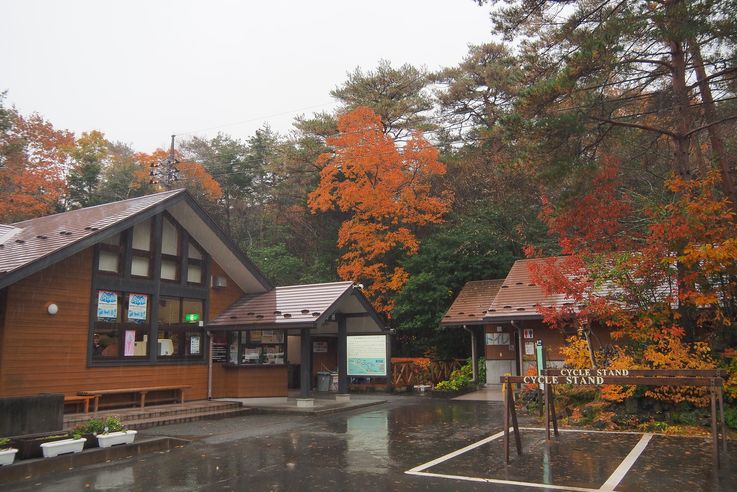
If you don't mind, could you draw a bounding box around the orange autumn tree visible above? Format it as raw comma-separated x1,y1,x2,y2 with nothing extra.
0,108,73,222
527,158,730,406
308,106,451,314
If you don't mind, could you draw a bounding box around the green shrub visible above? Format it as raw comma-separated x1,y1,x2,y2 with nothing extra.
73,416,125,436
434,360,475,391
725,407,737,429
0,437,10,450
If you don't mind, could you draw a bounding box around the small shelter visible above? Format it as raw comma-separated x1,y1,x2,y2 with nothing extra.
441,259,613,386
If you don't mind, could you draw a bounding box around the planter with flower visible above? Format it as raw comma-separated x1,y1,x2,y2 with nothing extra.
0,437,18,466
39,432,86,458
95,416,137,448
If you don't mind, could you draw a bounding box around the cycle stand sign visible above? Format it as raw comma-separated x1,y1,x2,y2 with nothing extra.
499,368,728,467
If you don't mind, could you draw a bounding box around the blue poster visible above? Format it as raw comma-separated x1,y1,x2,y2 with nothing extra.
97,290,118,319
127,294,148,321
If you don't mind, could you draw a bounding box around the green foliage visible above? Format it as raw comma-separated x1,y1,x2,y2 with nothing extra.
0,437,10,449
74,416,125,436
726,407,737,430
392,214,517,357
434,360,476,392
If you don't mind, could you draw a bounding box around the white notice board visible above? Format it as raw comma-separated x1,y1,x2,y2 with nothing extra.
347,335,387,377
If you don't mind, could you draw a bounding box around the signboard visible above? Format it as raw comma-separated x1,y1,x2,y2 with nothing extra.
97,290,118,319
524,341,535,355
522,368,632,386
313,341,328,353
184,313,200,322
347,335,387,376
127,294,148,321
123,330,136,356
523,329,534,339
190,335,201,355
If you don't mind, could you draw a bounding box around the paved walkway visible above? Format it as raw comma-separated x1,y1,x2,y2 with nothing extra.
452,385,503,401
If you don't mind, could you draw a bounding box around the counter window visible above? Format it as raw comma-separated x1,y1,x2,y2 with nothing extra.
226,330,285,366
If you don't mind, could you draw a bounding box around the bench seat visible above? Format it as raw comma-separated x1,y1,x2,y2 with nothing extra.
78,385,192,412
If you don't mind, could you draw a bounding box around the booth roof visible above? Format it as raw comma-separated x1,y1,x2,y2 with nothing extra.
440,279,504,326
208,281,384,330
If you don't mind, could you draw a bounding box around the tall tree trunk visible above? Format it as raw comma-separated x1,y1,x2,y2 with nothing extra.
689,38,737,211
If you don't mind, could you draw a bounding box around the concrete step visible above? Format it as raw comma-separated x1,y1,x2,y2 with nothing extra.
124,408,253,430
64,402,246,429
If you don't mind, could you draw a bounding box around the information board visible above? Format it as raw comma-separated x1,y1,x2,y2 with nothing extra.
347,335,387,376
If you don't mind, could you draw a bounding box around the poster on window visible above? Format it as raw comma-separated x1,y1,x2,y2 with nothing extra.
486,332,510,345
97,290,118,319
525,341,535,355
347,335,387,376
124,330,136,356
127,294,148,321
190,335,201,355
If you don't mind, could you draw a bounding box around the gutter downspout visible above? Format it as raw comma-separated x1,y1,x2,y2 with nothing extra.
207,330,213,400
463,325,478,384
511,320,524,390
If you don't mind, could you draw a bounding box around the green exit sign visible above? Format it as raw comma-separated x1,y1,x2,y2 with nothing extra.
185,313,200,322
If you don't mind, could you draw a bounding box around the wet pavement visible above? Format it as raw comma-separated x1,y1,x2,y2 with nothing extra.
4,395,736,491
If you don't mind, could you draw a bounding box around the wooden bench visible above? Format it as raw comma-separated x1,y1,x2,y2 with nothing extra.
78,385,191,413
64,395,98,414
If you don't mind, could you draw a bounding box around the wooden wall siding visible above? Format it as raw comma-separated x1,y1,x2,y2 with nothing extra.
212,364,287,397
484,321,614,364
484,325,518,360
311,336,338,376
208,262,244,321
1,248,216,400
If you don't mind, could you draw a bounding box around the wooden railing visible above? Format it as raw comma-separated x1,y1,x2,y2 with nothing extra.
391,358,465,387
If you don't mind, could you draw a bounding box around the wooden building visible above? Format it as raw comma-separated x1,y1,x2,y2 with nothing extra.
441,258,612,386
0,190,386,406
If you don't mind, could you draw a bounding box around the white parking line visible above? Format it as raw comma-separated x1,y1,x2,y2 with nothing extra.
599,433,653,491
406,427,654,492
406,470,603,492
406,428,507,473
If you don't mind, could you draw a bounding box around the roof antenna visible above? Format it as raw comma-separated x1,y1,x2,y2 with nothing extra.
150,135,180,190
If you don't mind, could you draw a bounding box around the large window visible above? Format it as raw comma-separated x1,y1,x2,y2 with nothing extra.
93,291,151,360
157,297,205,360
90,214,209,365
227,330,285,366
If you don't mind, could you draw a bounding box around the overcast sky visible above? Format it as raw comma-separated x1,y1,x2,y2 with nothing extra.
2,1,493,151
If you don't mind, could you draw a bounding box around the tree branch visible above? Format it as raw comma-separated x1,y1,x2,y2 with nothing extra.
685,114,737,137
588,115,676,137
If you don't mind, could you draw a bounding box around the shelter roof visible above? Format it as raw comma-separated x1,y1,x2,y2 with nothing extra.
208,281,385,331
484,257,581,322
440,279,504,326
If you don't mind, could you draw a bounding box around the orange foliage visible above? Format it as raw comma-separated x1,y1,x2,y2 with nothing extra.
308,107,451,314
0,111,72,222
135,149,222,203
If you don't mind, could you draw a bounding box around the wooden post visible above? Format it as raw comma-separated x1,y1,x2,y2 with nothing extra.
545,381,551,441
510,386,522,456
503,376,510,464
717,384,727,454
710,385,719,467
550,385,559,437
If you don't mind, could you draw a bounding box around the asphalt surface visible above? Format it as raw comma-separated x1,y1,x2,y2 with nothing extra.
5,395,736,491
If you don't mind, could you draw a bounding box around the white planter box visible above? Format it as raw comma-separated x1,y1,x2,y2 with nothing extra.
97,430,137,448
40,438,86,458
0,448,18,466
